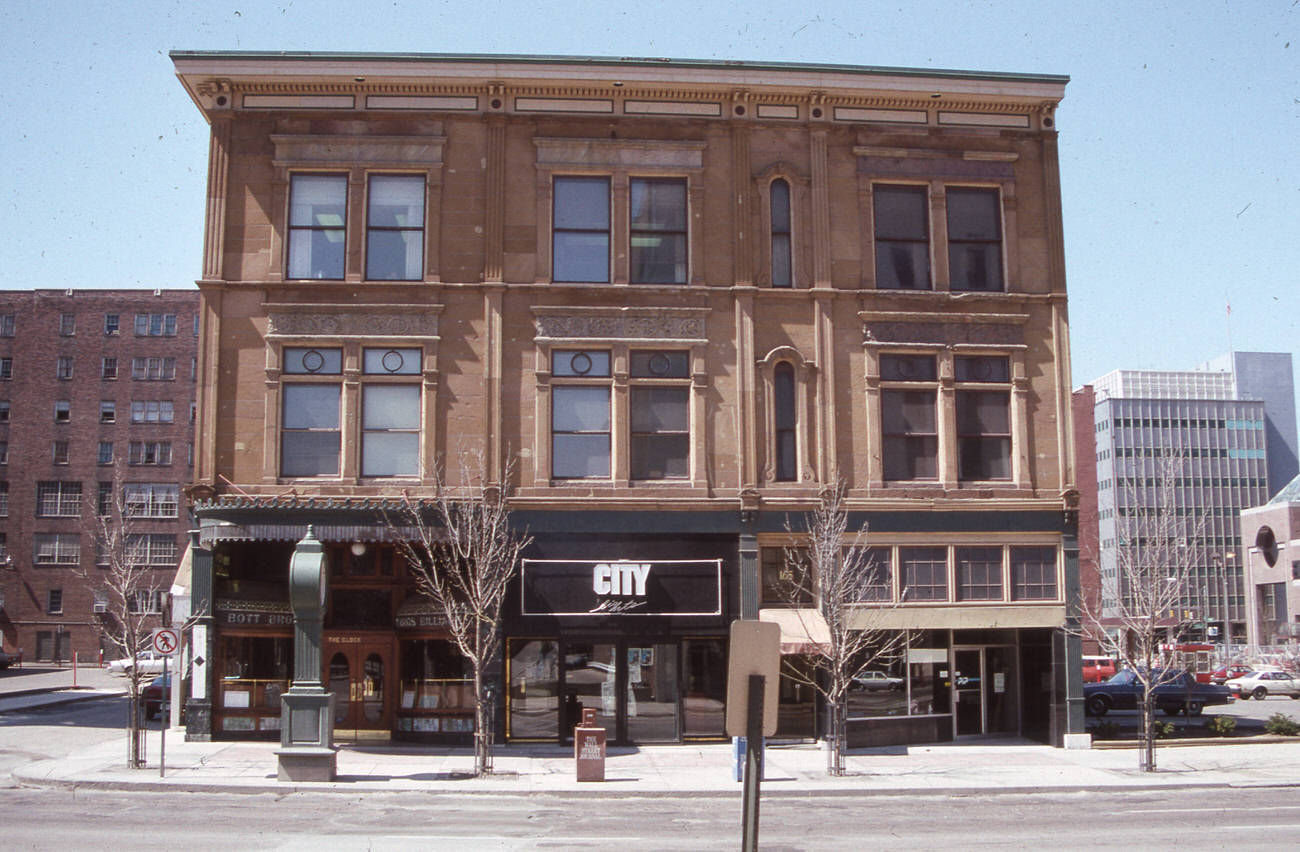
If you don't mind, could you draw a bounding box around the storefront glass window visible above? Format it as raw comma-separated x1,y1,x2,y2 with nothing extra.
563,642,618,737
626,643,679,743
508,639,558,740
682,638,726,738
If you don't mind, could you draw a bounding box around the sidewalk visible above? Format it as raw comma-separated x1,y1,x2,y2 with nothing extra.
0,664,125,713
12,729,1300,797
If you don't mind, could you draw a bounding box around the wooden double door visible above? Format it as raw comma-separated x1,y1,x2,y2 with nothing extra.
325,635,393,739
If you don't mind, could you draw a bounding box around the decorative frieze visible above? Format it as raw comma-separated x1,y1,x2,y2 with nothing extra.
266,305,442,339
533,308,708,341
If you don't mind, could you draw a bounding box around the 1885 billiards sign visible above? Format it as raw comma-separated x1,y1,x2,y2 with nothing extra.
521,559,722,616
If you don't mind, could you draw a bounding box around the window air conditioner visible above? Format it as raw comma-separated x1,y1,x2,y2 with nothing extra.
93,601,108,614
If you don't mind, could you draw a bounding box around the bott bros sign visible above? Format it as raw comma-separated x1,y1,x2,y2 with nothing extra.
521,559,723,616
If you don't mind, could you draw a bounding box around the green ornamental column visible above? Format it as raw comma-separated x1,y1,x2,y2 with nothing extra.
276,526,338,782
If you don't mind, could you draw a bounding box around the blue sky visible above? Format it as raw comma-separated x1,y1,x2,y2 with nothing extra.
1,0,1295,394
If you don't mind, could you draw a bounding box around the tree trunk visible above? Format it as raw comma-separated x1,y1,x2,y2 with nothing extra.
1140,691,1157,772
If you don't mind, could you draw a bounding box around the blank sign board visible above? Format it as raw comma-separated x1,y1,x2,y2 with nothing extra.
724,620,781,737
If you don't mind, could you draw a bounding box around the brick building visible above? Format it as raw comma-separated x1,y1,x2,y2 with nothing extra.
0,289,199,663
172,52,1081,747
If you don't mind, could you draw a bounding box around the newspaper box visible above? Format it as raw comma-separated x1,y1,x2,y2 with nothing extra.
574,707,605,782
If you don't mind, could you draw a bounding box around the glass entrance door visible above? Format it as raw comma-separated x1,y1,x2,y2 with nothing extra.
953,647,1019,737
562,642,618,739
626,644,679,743
953,649,983,735
559,640,684,744
327,640,391,740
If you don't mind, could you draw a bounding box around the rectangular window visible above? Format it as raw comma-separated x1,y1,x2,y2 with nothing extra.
901,546,947,602
0,315,13,336
134,314,177,336
104,314,120,335
0,481,7,516
97,441,113,465
52,440,69,464
102,357,118,380
131,357,175,381
874,185,931,289
853,546,894,602
551,350,611,479
629,178,687,283
361,385,420,476
956,390,1011,480
628,350,691,480
880,354,938,482
0,401,8,422
56,356,74,379
0,532,7,563
130,401,174,423
97,482,112,516
0,442,7,464
126,534,177,566
947,187,1003,292
37,481,82,517
553,176,611,283
47,589,63,615
34,533,79,565
760,546,814,605
59,313,75,336
123,483,179,518
128,441,172,466
956,546,1003,601
287,174,347,280
366,175,424,280
100,401,115,423
1011,546,1058,600
54,401,70,422
0,358,12,380
770,179,792,288
281,385,341,477
127,589,165,615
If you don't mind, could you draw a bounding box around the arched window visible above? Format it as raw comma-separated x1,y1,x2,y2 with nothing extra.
774,361,796,480
770,179,792,288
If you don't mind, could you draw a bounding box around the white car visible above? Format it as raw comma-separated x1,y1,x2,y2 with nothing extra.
851,671,904,691
1225,670,1300,700
105,650,168,676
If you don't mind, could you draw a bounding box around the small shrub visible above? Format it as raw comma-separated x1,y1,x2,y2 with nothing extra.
1091,720,1120,740
1265,713,1300,736
1205,715,1237,737
1153,719,1176,739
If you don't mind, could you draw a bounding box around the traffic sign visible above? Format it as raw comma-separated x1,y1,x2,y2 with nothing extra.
151,627,180,656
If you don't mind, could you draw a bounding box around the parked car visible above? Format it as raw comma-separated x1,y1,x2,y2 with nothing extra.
140,673,171,720
1224,670,1300,700
1210,664,1255,685
1083,668,1234,717
0,648,14,670
1082,655,1118,683
106,650,168,676
851,671,904,691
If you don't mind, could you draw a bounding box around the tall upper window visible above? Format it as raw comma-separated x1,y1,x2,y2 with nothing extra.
287,175,347,280
773,362,797,481
946,187,1003,292
880,354,938,481
955,355,1011,481
59,313,75,336
629,350,690,480
97,441,114,465
0,358,12,380
0,315,13,337
1011,546,1058,600
280,347,342,477
900,546,947,601
770,179,792,288
360,348,421,477
956,546,1003,601
366,175,425,280
629,178,687,284
551,350,611,479
552,177,610,283
56,356,73,380
874,186,930,290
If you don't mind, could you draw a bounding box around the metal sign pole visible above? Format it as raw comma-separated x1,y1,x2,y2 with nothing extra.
160,653,167,778
741,673,764,852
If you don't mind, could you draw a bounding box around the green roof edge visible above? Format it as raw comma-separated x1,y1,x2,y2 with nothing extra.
168,50,1069,86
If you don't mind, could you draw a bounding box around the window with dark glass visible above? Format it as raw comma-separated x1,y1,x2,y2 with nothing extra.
761,546,813,605
880,354,938,481
956,355,1011,481
104,314,119,335
630,350,689,480
1011,546,1057,600
287,174,347,280
0,358,11,380
59,313,75,336
0,482,7,516
774,361,797,481
874,185,930,289
100,401,115,423
102,357,117,380
0,401,9,422
901,546,947,601
629,178,687,284
361,348,421,477
56,356,73,379
51,440,69,464
129,441,172,465
551,350,611,479
54,400,70,422
366,175,424,280
553,177,610,283
956,546,1003,601
47,589,63,615
97,441,113,465
280,346,342,477
852,546,894,602
0,315,13,336
946,187,1003,292
770,179,792,288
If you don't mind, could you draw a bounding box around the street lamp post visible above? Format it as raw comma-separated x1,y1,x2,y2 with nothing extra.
1220,552,1234,647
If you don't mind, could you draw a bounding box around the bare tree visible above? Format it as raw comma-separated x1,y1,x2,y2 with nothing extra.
386,450,532,777
1080,452,1206,771
80,467,187,768
776,479,906,775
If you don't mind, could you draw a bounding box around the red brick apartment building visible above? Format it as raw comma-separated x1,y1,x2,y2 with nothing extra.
0,290,199,663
